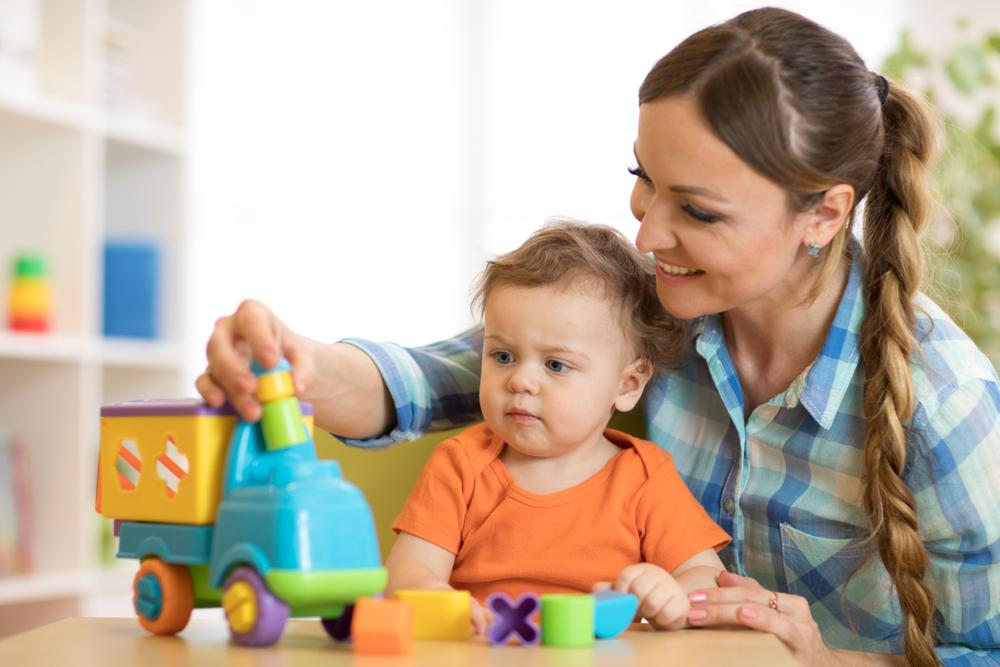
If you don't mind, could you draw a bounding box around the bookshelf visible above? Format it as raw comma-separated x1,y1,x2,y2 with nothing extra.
0,0,188,637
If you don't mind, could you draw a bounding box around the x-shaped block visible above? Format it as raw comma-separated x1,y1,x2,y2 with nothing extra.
486,592,540,645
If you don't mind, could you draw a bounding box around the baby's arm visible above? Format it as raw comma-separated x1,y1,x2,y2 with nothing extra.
385,532,456,593
611,548,725,631
671,547,726,594
384,532,492,634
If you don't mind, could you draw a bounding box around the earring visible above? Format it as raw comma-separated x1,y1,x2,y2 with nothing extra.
807,243,821,260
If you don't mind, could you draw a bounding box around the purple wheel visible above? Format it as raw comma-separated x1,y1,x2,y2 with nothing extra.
321,604,354,641
222,566,289,646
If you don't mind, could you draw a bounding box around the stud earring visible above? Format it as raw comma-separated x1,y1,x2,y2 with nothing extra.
807,243,821,260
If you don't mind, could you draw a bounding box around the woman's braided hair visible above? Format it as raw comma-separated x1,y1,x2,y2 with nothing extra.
639,8,940,665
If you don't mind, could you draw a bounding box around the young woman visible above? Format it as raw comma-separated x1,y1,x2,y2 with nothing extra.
197,8,999,666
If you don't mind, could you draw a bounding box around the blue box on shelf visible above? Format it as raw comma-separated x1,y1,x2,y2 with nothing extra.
103,240,161,339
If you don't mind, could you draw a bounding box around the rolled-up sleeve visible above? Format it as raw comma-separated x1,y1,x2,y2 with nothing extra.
335,326,485,447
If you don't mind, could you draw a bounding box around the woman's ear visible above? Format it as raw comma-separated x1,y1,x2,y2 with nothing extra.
614,358,653,412
803,183,855,248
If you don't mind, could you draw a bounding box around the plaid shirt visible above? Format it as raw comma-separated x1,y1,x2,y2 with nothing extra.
341,246,1000,663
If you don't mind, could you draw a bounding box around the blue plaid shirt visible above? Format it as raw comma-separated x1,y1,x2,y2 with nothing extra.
341,247,1000,663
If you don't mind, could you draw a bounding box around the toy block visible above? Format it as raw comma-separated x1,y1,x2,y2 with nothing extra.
351,597,413,655
260,396,308,450
394,589,472,640
255,369,295,403
486,592,539,645
593,590,638,638
540,594,594,647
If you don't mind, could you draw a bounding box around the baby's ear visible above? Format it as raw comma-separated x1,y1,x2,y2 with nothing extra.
614,358,653,412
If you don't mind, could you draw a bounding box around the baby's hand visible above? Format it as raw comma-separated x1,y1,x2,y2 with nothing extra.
613,563,689,630
470,597,495,636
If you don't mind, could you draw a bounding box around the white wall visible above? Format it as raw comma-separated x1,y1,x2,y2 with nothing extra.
187,0,905,379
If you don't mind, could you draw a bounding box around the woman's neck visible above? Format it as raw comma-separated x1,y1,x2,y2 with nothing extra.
722,256,850,416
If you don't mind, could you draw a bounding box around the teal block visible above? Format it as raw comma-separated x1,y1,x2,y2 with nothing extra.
593,590,638,638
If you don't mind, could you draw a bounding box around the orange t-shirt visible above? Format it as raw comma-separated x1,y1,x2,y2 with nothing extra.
391,423,731,602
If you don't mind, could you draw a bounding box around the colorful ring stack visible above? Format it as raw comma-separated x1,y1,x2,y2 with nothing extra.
8,252,52,332
252,359,308,450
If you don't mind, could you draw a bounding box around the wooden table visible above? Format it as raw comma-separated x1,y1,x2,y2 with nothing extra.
0,617,797,666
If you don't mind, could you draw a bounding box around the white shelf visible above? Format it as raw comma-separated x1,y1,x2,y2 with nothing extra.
0,87,92,133
0,563,135,606
0,0,189,639
0,332,88,364
103,113,185,157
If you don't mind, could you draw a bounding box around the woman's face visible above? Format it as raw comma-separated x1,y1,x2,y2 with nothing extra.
630,95,812,320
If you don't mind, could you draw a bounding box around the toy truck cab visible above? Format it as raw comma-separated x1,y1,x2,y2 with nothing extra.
97,360,386,645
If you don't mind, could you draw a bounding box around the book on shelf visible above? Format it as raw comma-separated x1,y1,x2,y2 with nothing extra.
0,427,33,576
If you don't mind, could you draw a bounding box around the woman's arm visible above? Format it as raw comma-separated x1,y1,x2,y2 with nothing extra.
197,300,485,442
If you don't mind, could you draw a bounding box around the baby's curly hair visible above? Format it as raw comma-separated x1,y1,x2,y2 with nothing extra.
471,220,687,372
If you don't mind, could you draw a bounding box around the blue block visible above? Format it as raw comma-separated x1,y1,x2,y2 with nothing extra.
103,241,160,339
593,590,638,639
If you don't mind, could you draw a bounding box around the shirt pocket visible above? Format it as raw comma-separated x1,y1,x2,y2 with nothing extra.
779,522,902,653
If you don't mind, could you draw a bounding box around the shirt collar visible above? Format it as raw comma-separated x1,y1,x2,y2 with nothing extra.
691,238,865,430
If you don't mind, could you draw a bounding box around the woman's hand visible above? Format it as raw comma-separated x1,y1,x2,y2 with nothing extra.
611,563,690,630
687,571,855,666
195,299,316,421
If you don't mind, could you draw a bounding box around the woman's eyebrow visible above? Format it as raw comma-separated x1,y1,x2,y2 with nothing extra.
634,143,731,204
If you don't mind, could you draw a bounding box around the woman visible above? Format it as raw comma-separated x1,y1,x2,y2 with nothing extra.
198,8,999,665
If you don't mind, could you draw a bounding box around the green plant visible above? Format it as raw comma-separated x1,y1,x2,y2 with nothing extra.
882,24,1000,368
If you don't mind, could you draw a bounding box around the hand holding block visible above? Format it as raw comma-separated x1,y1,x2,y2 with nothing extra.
485,592,540,645
593,590,638,638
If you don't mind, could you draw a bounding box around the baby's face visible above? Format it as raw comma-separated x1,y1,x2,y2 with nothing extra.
480,283,637,459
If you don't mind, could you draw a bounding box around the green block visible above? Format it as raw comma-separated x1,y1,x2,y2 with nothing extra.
13,253,46,278
540,593,595,647
261,396,308,450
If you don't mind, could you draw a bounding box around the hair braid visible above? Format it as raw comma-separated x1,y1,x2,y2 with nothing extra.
860,80,941,667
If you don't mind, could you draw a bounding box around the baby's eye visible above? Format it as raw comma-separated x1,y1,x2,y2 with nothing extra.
493,350,514,364
546,359,567,373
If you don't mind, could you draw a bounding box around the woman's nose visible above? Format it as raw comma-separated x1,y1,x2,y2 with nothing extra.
634,201,680,254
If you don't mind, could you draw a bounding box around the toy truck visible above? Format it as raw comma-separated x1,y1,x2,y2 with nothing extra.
95,360,385,646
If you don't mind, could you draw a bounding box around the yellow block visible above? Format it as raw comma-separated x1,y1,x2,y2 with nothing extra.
255,370,294,403
97,412,315,525
394,590,472,640
9,279,52,317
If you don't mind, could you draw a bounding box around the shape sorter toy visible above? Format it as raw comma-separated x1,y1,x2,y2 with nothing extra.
96,360,387,647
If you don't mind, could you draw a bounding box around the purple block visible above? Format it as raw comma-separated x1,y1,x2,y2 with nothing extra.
486,592,540,645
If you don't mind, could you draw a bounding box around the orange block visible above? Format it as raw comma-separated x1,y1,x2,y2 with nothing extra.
351,597,413,655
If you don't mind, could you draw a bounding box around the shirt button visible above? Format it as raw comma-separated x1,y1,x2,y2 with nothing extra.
723,498,736,514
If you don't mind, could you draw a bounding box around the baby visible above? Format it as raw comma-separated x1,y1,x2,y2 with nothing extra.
385,221,730,633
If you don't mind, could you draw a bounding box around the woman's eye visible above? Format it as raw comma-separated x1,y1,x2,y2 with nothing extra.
546,359,567,373
681,203,722,224
628,165,651,183
493,351,514,364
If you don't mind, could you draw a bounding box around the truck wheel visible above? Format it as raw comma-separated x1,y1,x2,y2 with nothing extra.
133,558,194,635
222,566,289,646
321,604,354,641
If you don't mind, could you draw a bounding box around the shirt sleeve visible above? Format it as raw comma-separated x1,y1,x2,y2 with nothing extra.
905,377,1000,664
334,325,485,448
390,436,473,554
637,451,731,572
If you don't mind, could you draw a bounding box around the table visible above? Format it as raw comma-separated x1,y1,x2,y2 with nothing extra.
0,617,798,666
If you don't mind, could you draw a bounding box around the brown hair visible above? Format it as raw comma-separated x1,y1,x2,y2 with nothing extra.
472,220,685,372
639,8,939,665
